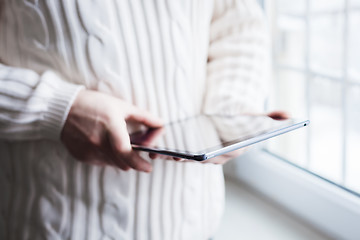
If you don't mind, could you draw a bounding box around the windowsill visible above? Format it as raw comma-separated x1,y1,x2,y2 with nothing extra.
223,149,360,239
215,178,331,240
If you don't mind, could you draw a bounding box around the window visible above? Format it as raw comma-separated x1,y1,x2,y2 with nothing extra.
266,0,360,194
223,1,360,238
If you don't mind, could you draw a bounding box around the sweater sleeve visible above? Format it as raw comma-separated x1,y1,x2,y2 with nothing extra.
0,63,84,141
202,0,270,115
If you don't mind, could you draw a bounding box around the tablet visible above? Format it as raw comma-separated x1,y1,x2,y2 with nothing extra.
130,114,309,161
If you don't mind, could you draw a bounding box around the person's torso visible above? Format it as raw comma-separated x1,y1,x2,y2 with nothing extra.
0,1,225,239
0,0,215,121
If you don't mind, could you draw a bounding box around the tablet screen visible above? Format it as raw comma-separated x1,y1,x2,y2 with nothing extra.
130,114,308,159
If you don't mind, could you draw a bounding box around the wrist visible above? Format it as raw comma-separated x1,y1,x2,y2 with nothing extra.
39,71,85,139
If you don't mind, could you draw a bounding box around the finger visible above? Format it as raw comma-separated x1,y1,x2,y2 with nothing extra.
101,136,131,170
122,151,153,172
105,149,131,170
149,152,182,161
148,152,168,160
126,107,163,128
267,111,290,120
109,120,152,172
208,156,229,165
149,152,157,159
140,127,164,146
203,148,247,164
179,159,192,163
112,159,131,171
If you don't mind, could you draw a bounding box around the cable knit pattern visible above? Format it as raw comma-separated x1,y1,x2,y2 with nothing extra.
0,0,268,239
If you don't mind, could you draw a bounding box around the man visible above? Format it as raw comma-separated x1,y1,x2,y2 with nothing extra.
0,0,268,239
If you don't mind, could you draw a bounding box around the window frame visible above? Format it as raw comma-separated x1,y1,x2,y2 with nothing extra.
224,0,360,238
266,0,355,185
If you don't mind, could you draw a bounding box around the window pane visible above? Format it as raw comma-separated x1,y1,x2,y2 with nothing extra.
275,16,306,68
345,86,360,192
310,0,344,12
276,0,305,15
351,0,360,7
310,13,344,78
348,12,360,82
267,70,308,166
270,0,360,194
268,129,308,167
309,77,342,183
271,70,307,116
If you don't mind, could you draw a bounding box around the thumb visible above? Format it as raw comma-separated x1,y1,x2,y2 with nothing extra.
126,106,163,128
108,120,153,172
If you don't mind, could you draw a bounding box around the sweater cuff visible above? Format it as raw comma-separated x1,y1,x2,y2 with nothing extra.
39,71,84,140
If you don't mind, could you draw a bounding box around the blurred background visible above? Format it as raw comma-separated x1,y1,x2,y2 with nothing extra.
268,0,360,193
216,0,360,239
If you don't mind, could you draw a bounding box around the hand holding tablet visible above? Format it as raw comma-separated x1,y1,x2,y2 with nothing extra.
130,111,309,161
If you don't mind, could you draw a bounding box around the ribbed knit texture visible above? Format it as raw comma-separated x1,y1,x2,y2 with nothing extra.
0,0,268,239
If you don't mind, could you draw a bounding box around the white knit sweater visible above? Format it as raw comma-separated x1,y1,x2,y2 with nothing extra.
0,0,268,239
